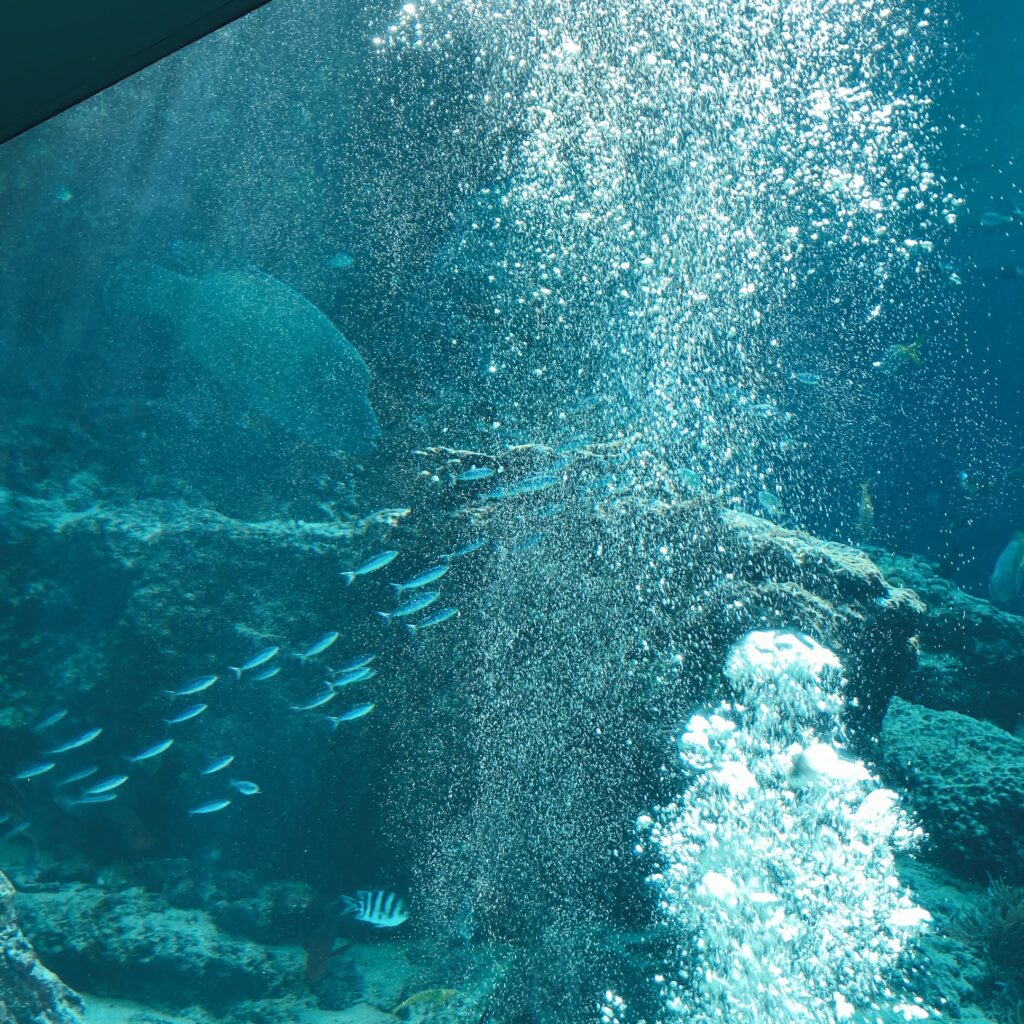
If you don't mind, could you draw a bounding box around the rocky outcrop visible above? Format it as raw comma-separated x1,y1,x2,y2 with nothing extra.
873,550,1024,728
881,697,1024,883
0,871,82,1024
14,883,303,1012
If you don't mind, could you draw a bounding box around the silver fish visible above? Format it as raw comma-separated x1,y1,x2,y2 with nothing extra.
230,646,280,679
390,564,449,595
12,761,56,781
332,666,376,689
66,793,118,806
201,755,235,775
83,774,128,796
441,539,487,562
54,766,99,788
291,689,337,711
300,632,339,659
47,727,102,755
189,798,231,816
456,466,495,482
32,709,69,732
327,703,375,728
230,779,261,796
165,674,218,698
164,703,207,726
0,821,31,841
342,550,399,585
406,607,459,635
333,653,376,675
125,738,174,763
250,666,281,682
376,590,440,624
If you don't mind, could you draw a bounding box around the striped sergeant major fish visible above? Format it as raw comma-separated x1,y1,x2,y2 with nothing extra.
340,889,409,928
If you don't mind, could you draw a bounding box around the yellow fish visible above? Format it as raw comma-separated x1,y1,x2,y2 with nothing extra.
391,988,459,1016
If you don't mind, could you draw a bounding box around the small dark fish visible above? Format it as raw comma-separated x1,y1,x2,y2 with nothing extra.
377,591,440,624
32,709,68,732
390,564,448,594
83,774,129,796
125,738,174,763
54,766,98,788
189,798,231,816
456,466,496,482
12,762,56,781
300,632,340,659
342,550,399,585
47,728,102,755
406,607,459,635
230,646,280,679
231,779,261,796
164,703,207,726
201,755,235,775
165,674,218,698
327,703,375,728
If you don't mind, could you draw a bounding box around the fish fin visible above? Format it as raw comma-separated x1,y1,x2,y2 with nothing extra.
342,572,356,586
375,612,392,625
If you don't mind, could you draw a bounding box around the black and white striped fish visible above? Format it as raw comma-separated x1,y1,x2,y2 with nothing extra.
340,889,409,928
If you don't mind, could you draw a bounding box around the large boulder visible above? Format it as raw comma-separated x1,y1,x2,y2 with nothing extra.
0,871,82,1024
14,883,303,1012
881,696,1024,882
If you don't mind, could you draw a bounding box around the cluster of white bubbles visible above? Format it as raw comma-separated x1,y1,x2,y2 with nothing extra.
636,630,932,1024
377,3,948,1018
381,0,956,509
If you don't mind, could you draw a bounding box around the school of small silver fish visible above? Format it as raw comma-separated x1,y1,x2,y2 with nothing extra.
1,433,685,924
0,475,491,847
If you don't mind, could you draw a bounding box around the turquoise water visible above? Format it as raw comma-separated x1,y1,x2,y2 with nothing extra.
2,2,1024,1023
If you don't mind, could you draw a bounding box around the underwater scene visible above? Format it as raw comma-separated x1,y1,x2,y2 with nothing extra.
3,1,1024,1022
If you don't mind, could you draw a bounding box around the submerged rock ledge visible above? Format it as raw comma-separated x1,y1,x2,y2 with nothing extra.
0,871,83,1024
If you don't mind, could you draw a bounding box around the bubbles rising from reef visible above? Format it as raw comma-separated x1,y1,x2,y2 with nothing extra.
382,0,954,517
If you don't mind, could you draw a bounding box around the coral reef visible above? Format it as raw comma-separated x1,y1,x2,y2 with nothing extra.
0,870,83,1024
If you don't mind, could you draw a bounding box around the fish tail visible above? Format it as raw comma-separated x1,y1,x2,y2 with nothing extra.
342,572,356,586
229,667,242,681
405,624,417,636
388,583,402,596
162,689,177,697
375,612,392,625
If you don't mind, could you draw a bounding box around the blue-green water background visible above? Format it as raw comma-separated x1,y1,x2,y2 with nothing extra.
2,0,1024,1019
